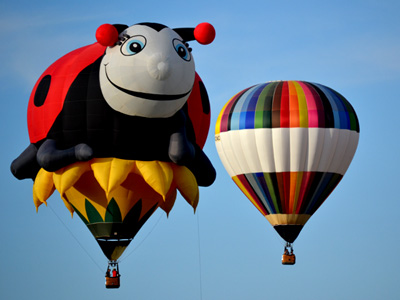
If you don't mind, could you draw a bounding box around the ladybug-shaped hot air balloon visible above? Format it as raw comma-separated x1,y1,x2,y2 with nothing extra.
10,22,216,287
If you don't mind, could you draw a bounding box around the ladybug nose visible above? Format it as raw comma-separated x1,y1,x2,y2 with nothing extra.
147,53,170,80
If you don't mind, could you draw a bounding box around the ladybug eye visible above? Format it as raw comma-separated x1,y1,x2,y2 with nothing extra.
121,35,146,56
173,39,191,61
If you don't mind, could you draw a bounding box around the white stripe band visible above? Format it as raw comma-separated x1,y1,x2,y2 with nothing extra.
215,127,359,176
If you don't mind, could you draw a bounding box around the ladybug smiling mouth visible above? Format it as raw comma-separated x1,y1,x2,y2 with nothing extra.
105,68,192,101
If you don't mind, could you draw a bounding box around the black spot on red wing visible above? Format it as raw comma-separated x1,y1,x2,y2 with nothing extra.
34,75,51,107
198,80,210,114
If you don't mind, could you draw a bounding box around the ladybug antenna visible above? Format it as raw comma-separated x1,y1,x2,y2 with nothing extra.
174,23,215,45
194,23,215,45
96,24,128,47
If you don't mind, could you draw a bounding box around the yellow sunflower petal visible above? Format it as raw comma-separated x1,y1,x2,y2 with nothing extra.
172,165,199,211
90,158,112,192
60,195,75,217
91,158,135,196
135,161,173,200
53,161,91,195
33,168,55,211
159,187,177,216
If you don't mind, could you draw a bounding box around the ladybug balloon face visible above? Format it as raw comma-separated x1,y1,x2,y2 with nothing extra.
100,24,195,118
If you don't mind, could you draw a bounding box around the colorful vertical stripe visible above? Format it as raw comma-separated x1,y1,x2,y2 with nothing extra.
232,171,343,216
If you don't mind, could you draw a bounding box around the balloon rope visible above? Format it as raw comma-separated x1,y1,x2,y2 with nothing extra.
48,203,103,274
120,211,164,262
197,211,204,300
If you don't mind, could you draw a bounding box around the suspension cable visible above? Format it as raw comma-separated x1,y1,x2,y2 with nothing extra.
196,211,204,300
120,211,164,262
48,203,103,273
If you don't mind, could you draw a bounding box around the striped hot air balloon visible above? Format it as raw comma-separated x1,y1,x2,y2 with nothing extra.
215,80,359,261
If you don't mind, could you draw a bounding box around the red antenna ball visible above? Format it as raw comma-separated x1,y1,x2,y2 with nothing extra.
96,24,119,46
194,23,216,45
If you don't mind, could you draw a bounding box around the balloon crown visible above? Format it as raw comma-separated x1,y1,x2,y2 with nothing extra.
96,22,215,47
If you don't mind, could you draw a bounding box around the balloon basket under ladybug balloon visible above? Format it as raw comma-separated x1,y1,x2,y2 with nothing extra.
105,261,120,289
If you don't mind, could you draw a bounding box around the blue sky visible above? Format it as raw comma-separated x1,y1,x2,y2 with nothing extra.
1,0,400,299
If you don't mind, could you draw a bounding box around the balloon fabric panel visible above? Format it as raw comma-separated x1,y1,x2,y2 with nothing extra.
255,83,275,128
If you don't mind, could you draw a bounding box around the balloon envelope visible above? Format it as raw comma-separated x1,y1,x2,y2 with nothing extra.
215,81,359,243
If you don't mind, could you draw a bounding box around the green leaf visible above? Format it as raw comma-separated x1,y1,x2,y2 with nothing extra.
105,198,122,223
85,199,103,223
70,203,89,225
